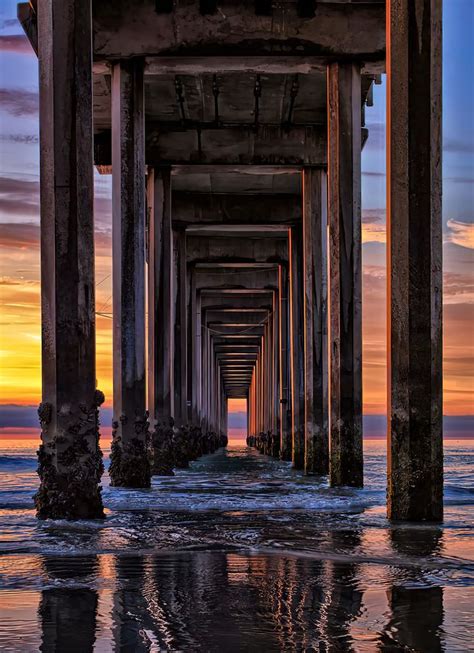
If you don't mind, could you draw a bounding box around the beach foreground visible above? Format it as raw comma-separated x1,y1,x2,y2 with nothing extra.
0,440,473,651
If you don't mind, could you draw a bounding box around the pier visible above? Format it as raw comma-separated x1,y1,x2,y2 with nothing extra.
21,0,443,522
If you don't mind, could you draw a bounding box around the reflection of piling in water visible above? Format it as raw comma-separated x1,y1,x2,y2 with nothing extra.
321,531,363,652
25,0,442,521
376,526,445,651
380,587,444,652
39,557,99,653
112,554,158,652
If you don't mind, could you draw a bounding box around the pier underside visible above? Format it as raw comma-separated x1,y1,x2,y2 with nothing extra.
22,0,443,521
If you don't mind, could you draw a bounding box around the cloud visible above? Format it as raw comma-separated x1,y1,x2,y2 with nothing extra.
445,219,474,249
0,133,38,144
0,88,38,116
0,33,34,55
444,176,474,184
444,271,474,303
444,139,474,155
0,222,39,248
362,170,385,179
0,18,21,29
0,276,39,287
0,176,39,218
0,404,113,428
362,210,386,244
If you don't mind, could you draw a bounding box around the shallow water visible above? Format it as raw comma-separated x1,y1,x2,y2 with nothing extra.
0,439,473,651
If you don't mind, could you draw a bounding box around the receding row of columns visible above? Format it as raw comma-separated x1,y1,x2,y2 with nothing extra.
35,0,442,522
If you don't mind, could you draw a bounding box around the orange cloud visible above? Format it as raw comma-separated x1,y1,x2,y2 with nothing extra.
362,210,386,244
445,219,474,249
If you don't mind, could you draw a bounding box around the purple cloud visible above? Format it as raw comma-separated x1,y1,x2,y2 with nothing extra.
0,34,34,55
0,88,38,116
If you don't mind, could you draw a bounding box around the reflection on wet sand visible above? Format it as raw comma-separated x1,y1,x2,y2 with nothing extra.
376,527,445,652
39,557,99,653
35,531,449,652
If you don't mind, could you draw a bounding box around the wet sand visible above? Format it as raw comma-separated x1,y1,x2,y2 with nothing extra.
0,441,473,651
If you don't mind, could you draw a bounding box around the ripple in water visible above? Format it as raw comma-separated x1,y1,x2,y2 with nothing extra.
0,439,473,651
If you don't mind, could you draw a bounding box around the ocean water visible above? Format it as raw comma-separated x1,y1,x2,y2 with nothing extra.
0,437,473,652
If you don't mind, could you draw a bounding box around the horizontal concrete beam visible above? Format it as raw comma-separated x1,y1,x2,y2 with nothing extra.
201,296,272,310
188,238,287,265
215,357,259,361
217,356,258,361
207,308,269,315
95,126,327,166
149,126,326,166
212,334,262,339
187,225,290,237
173,193,301,225
206,315,268,326
142,56,384,76
93,2,385,62
207,325,265,335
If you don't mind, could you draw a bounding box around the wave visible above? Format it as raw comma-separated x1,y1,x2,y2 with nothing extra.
0,455,36,470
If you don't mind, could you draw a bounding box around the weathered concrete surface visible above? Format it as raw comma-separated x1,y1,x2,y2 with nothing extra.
187,237,287,265
35,0,104,519
289,226,305,469
146,126,327,166
94,126,328,167
93,1,385,60
303,169,329,475
327,62,363,488
279,267,292,461
172,193,301,226
174,229,188,426
387,0,443,521
110,59,150,488
147,167,175,475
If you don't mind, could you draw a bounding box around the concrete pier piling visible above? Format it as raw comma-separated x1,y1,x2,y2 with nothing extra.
109,58,150,488
387,0,443,521
327,62,363,488
26,0,442,521
35,0,104,519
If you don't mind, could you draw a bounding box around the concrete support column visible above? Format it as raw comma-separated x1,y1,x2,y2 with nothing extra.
147,167,175,475
303,168,329,475
327,62,363,487
110,58,150,488
272,290,280,457
190,280,202,426
263,326,269,436
35,0,104,519
173,230,188,427
387,0,443,521
279,266,292,460
201,325,209,434
289,226,305,469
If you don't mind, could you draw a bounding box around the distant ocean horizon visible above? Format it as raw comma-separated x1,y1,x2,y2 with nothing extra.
1,425,473,442
1,402,473,440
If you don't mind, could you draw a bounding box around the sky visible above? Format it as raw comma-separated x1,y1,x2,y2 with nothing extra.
0,1,473,434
